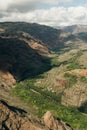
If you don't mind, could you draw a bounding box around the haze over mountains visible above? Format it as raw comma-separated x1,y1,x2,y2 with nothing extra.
0,22,87,130
61,25,87,34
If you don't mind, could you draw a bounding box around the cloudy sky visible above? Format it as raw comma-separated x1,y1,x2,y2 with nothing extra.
0,0,87,26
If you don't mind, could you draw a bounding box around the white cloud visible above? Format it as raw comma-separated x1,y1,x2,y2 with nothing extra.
0,0,74,12
2,6,86,26
0,0,87,26
0,0,11,11
41,0,73,4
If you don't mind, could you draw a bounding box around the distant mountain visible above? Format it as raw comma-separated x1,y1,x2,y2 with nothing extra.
61,25,87,34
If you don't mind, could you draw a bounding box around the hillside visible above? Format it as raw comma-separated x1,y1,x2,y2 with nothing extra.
0,22,62,50
0,22,87,51
0,37,51,81
0,22,87,130
0,100,73,130
61,25,87,34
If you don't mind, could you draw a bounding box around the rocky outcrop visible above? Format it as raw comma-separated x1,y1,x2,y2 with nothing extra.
43,111,72,130
0,100,72,130
0,71,16,90
0,100,49,130
21,32,51,56
62,81,87,107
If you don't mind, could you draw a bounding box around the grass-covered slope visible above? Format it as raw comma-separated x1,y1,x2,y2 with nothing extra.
12,44,87,130
12,78,87,130
0,22,87,130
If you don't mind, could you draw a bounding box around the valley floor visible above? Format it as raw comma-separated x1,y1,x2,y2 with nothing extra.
11,45,87,130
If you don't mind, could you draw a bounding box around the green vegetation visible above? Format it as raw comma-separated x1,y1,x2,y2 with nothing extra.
50,56,61,67
1,22,87,130
12,79,87,130
67,51,83,70
80,76,87,83
64,73,77,87
50,55,68,68
67,62,81,70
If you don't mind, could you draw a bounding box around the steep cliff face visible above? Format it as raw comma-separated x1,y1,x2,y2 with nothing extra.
0,71,15,92
0,100,72,130
61,53,87,108
0,37,51,81
20,31,51,56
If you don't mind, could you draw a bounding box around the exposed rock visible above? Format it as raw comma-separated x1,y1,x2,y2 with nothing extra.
62,81,87,107
0,28,5,33
53,78,68,92
0,71,16,90
27,40,50,56
0,101,72,130
0,100,49,130
20,32,51,57
80,70,87,76
43,111,73,130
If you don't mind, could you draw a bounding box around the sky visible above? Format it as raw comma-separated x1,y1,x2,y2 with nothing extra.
0,0,87,26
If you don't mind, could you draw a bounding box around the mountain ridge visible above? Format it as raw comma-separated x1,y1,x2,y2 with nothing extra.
60,24,87,34
0,22,87,130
